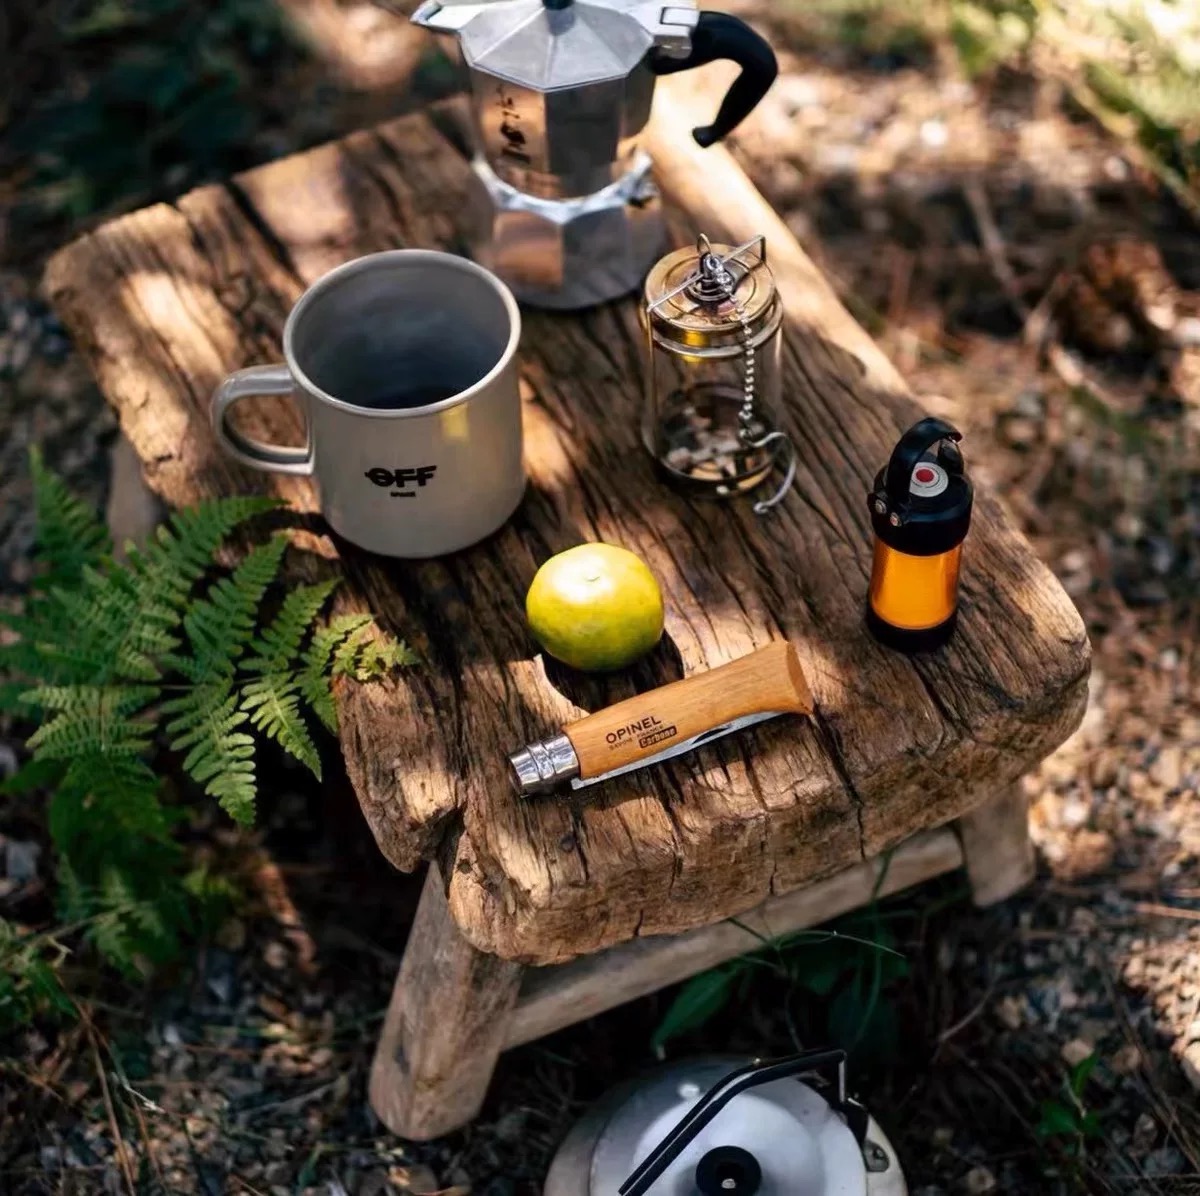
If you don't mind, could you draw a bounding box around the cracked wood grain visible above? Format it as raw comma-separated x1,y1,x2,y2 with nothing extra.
44,84,1089,965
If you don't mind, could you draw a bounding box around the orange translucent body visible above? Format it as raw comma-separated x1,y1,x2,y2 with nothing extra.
868,540,961,631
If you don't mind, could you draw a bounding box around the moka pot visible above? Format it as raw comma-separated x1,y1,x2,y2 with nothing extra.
545,1052,908,1195
411,0,778,309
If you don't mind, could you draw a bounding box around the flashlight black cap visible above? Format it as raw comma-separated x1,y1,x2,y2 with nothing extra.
868,417,973,556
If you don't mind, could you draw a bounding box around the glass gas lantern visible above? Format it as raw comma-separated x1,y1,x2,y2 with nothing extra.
642,234,796,513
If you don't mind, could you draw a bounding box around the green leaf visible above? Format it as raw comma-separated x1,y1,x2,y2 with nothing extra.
239,673,320,778
25,685,156,761
1037,1099,1080,1139
0,919,74,1034
330,620,375,679
165,683,257,824
0,755,66,796
1069,1052,1098,1099
354,635,418,680
299,613,373,733
53,753,168,845
244,580,339,673
651,968,737,1052
237,581,342,777
172,536,288,682
792,943,847,997
29,446,112,591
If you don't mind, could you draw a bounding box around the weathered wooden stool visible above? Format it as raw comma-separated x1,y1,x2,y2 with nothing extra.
46,82,1090,1141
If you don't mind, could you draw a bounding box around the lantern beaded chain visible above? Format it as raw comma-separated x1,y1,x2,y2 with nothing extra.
695,238,794,514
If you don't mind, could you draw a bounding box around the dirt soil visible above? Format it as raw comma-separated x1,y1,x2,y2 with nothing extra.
3,7,1200,1195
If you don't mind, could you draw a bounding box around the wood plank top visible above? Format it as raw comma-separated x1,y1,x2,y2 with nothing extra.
44,82,1091,965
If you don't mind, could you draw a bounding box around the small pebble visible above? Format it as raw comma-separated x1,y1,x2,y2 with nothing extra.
995,995,1024,1031
263,941,289,970
1061,1038,1094,1067
963,1165,996,1194
1143,1146,1186,1176
1132,1112,1158,1153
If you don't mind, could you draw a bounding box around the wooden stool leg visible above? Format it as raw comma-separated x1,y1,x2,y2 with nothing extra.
369,864,523,1139
955,784,1035,906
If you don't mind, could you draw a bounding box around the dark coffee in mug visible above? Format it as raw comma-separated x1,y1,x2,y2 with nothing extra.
361,384,460,410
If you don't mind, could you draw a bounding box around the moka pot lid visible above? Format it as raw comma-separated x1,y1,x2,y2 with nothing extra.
544,1056,908,1196
415,0,670,89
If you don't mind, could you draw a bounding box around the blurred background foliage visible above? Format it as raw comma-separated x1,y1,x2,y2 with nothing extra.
1,0,309,256
777,0,1200,214
2,0,1199,262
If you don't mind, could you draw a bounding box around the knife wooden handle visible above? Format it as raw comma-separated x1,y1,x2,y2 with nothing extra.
563,641,813,782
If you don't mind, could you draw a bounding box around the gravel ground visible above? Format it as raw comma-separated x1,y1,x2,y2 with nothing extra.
4,12,1200,1195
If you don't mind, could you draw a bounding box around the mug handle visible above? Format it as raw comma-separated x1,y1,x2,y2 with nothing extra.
211,364,314,476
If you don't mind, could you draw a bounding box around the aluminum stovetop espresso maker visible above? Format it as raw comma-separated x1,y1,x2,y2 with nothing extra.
410,0,778,309
545,1051,908,1195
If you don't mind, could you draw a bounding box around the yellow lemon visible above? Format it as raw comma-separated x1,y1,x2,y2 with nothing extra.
526,543,665,672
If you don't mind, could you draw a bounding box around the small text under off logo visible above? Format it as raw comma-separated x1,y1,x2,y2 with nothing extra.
606,714,678,751
365,466,437,498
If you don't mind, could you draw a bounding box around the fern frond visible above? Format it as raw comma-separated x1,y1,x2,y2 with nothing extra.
88,869,177,973
11,556,176,688
29,446,112,590
235,581,339,777
0,919,74,1032
54,496,285,687
298,613,372,732
355,636,418,679
170,537,288,683
0,755,66,797
57,856,88,924
25,685,155,761
330,620,376,678
157,539,288,823
55,853,188,976
244,580,339,673
327,620,417,683
164,683,256,824
49,753,168,849
130,496,282,608
240,674,321,777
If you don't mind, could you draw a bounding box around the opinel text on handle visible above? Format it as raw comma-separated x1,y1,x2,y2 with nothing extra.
563,641,813,781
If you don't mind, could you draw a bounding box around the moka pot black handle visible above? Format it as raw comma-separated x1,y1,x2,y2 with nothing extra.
649,12,778,147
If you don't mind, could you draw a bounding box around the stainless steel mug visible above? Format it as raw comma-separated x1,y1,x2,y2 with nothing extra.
211,250,524,558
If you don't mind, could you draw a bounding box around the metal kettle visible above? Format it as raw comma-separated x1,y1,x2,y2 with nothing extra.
545,1052,908,1195
410,0,778,309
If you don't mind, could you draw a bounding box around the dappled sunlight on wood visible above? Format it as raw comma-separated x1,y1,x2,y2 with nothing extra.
236,143,363,280
113,261,315,514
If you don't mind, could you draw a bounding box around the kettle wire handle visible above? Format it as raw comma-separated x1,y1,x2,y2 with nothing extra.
882,416,963,511
618,1049,856,1196
649,12,778,147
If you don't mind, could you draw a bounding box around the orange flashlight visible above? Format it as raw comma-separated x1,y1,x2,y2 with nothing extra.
866,417,973,653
